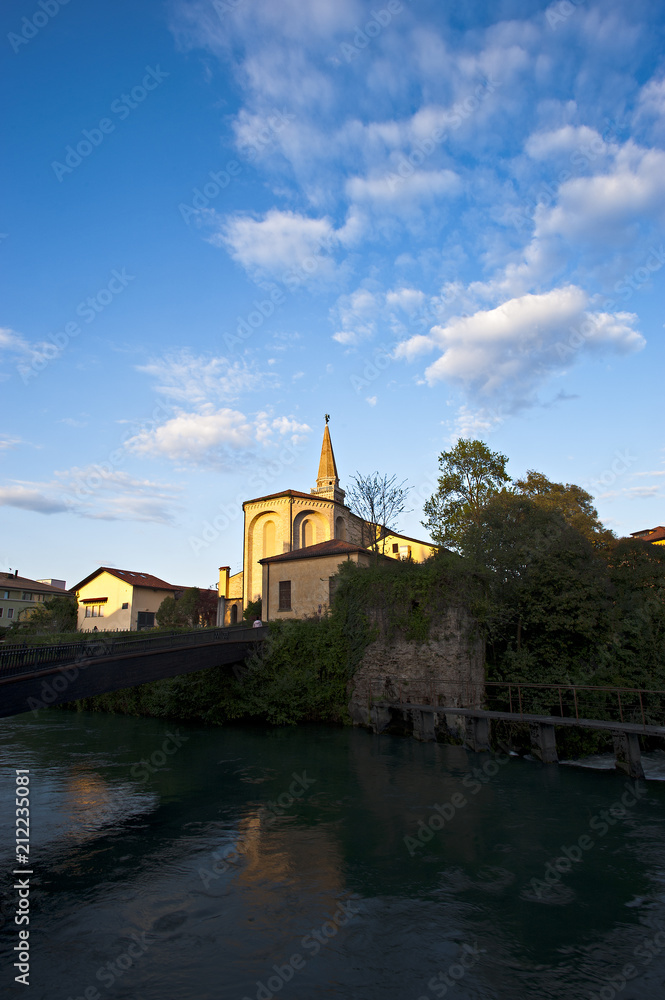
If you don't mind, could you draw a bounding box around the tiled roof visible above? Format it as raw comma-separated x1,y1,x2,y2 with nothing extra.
0,573,70,596
259,539,370,564
631,526,665,543
377,528,437,547
72,567,178,592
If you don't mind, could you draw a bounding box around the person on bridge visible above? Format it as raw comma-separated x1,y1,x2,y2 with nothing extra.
252,618,263,628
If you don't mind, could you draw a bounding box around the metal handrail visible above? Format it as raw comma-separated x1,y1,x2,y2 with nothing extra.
0,625,263,679
363,678,665,729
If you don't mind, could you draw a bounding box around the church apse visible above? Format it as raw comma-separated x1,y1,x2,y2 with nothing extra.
292,508,330,550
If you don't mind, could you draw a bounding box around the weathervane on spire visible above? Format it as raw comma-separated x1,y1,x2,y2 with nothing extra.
324,413,330,424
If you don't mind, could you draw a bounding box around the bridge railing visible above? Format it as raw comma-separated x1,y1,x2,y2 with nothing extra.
484,681,665,728
360,676,665,728
0,625,263,679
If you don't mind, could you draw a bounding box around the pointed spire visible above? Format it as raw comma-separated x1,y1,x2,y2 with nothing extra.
311,417,345,503
317,423,339,484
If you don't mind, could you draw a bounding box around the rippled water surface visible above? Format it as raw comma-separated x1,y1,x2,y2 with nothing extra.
1,709,665,999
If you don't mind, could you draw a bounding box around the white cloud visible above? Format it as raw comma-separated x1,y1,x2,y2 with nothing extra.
125,408,310,466
535,143,665,242
136,352,270,407
386,287,426,313
396,286,644,402
331,286,380,344
217,209,338,278
126,409,254,461
0,437,21,451
525,124,608,160
346,169,461,204
0,468,185,524
0,485,69,515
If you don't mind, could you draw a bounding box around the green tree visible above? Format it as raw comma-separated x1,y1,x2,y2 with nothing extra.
156,588,217,628
601,537,665,695
243,598,262,622
513,470,614,548
17,596,78,634
465,493,612,687
422,439,510,550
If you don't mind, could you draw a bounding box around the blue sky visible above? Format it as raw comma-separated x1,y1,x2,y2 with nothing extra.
1,0,664,590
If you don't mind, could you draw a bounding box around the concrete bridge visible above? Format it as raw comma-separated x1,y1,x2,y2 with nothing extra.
0,626,265,719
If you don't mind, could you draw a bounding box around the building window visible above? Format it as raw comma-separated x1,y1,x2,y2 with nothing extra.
7,608,14,619
22,592,33,601
392,544,399,553
122,602,129,609
84,605,105,618
0,608,3,618
278,580,291,611
328,576,338,605
301,519,314,547
2,590,8,599
137,611,155,630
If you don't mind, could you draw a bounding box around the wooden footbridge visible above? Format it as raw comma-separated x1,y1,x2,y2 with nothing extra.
0,626,265,720
365,680,665,779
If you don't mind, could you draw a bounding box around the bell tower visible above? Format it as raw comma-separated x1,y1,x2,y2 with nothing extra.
311,415,345,504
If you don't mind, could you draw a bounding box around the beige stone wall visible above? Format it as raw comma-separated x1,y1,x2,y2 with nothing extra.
243,495,366,606
348,607,485,724
378,533,436,563
261,551,371,621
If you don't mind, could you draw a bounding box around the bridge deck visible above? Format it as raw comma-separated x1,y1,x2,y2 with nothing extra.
0,627,265,719
374,701,665,737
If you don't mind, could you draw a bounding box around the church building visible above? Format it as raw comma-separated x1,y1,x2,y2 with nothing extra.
217,421,436,624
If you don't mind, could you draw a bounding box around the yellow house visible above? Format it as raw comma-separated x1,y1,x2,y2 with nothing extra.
218,420,437,622
73,567,182,632
0,572,69,626
630,526,665,546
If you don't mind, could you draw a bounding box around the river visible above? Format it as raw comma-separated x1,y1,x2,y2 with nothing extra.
1,709,665,999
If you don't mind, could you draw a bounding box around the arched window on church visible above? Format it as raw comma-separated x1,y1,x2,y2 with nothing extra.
230,604,238,625
335,516,346,541
302,519,314,548
263,520,276,558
